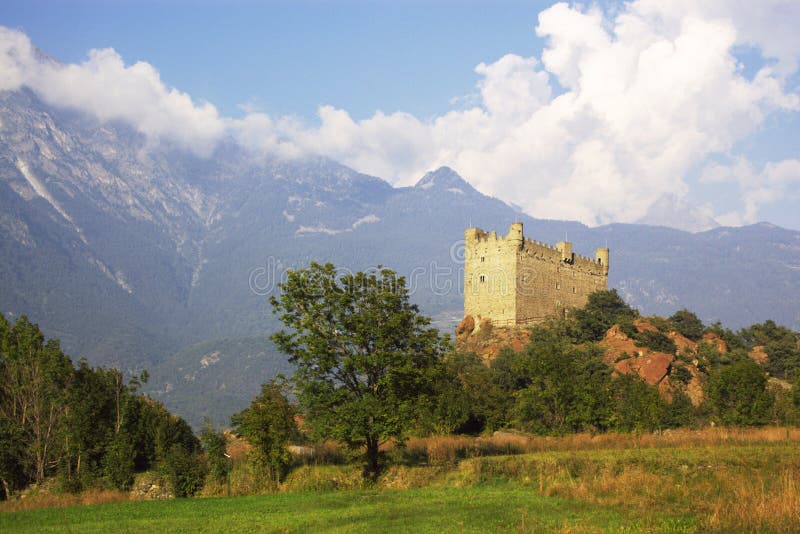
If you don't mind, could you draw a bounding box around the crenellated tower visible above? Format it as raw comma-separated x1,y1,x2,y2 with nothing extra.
464,222,609,326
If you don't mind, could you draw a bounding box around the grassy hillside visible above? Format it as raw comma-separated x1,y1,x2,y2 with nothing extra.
3,428,798,533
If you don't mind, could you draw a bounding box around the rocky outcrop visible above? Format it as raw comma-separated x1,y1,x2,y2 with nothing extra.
455,325,531,362
130,473,173,500
599,323,704,405
456,315,475,337
702,332,728,353
669,331,697,353
748,345,769,364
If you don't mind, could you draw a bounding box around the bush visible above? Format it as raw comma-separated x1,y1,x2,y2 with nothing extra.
707,359,773,426
635,330,677,354
161,444,207,497
571,290,637,342
102,434,136,491
669,310,705,341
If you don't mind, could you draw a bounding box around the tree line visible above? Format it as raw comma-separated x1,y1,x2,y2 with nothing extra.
0,314,204,499
4,262,800,497
231,263,800,480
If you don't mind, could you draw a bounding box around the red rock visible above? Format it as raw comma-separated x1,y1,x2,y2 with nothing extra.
669,331,697,353
634,320,659,334
637,352,674,385
748,345,769,364
702,332,728,353
456,315,475,337
605,324,629,341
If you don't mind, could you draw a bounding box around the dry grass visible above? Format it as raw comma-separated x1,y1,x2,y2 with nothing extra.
396,426,800,466
441,436,800,533
0,489,129,512
705,468,800,532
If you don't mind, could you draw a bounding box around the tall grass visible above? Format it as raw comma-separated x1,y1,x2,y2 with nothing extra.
394,426,800,466
0,489,129,512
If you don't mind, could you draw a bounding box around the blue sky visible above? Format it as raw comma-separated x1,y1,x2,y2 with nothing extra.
1,0,553,119
1,0,799,231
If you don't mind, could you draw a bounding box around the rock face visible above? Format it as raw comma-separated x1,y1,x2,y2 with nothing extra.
702,333,728,353
749,345,769,364
669,331,697,353
456,315,475,337
614,352,674,386
599,321,705,405
455,325,531,362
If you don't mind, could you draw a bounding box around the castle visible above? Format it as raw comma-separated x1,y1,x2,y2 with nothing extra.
464,222,609,326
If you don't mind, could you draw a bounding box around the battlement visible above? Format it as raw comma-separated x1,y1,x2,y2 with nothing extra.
464,222,609,326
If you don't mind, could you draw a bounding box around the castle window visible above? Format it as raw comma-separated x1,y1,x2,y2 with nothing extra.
556,283,561,290
572,286,576,293
480,275,486,283
480,256,485,262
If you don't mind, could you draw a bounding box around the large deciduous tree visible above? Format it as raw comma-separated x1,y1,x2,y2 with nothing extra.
270,263,448,478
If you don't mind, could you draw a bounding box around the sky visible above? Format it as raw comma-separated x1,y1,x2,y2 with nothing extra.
1,0,799,231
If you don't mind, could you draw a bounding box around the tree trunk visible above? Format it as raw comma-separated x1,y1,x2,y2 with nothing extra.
365,436,380,480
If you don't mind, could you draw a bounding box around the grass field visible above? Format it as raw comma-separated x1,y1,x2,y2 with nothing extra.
2,428,799,533
0,484,691,533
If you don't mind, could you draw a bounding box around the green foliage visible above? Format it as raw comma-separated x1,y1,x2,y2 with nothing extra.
0,313,204,497
199,419,229,485
608,374,665,432
0,315,73,487
644,316,672,333
102,434,136,490
570,290,637,342
740,320,800,379
634,330,677,354
231,379,297,484
707,359,773,426
511,329,612,435
161,444,207,497
413,354,472,435
269,263,448,478
669,309,705,341
419,350,515,435
670,365,692,386
706,321,746,351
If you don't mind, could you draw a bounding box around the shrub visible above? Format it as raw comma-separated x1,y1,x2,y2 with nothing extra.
635,330,677,354
707,359,773,426
161,444,207,497
669,309,705,341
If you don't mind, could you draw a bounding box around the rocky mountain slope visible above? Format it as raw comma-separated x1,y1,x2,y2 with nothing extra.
1,88,799,426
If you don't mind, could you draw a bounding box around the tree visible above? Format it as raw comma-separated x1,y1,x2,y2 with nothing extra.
511,329,612,434
707,359,773,426
199,419,230,485
231,378,297,484
669,309,705,341
570,290,637,342
0,316,73,485
270,263,448,478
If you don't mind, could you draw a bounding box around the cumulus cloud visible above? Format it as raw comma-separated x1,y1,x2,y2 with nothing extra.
230,0,799,227
2,0,799,228
0,26,225,156
701,158,800,226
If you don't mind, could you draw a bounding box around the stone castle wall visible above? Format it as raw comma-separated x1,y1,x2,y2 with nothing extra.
464,222,608,325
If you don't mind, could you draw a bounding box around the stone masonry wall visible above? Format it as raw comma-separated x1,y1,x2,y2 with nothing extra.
464,223,608,325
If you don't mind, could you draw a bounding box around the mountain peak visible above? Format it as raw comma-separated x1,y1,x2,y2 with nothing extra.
414,166,476,194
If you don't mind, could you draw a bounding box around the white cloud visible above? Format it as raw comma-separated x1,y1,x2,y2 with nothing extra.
701,158,800,226
0,27,225,156
231,0,799,227
1,0,799,228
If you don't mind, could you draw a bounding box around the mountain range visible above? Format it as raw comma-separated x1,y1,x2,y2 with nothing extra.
2,88,799,426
